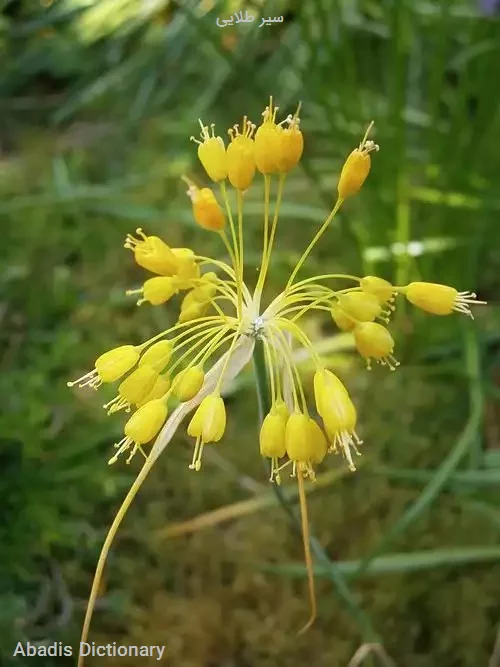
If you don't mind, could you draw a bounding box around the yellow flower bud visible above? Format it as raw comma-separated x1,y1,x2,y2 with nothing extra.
285,411,319,479
109,399,168,465
139,340,173,371
313,369,361,470
337,292,382,322
110,365,159,413
172,366,204,401
360,276,394,304
138,276,178,306
124,229,179,276
259,410,287,458
186,182,225,232
276,106,303,173
136,373,171,407
188,394,226,442
254,98,282,175
330,303,356,331
187,394,226,471
68,344,140,390
191,120,227,182
227,117,256,190
403,282,483,318
94,345,139,383
337,122,379,199
353,322,399,370
313,368,349,420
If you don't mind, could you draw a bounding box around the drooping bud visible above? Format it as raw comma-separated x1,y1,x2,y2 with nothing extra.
187,394,227,471
285,411,318,479
124,229,179,276
330,303,356,331
104,365,159,414
313,368,361,470
226,116,256,190
136,372,171,407
313,368,350,419
403,282,484,318
109,399,168,465
353,322,399,370
139,340,173,371
172,365,205,401
337,122,379,200
360,276,394,305
188,394,226,443
337,292,382,323
259,403,288,482
191,120,227,182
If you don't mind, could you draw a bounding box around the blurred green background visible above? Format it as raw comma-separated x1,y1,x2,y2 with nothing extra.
2,0,500,665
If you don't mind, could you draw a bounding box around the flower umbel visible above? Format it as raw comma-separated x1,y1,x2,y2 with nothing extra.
69,101,485,664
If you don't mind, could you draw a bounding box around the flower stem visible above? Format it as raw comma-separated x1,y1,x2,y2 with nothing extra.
252,339,380,643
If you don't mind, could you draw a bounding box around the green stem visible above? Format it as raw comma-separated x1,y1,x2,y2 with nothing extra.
252,339,380,643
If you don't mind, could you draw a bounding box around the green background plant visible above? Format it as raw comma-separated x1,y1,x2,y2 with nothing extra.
1,0,500,665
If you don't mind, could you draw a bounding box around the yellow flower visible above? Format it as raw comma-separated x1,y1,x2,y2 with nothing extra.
68,98,486,660
172,366,205,401
285,412,313,473
337,121,379,199
185,179,226,231
124,228,179,275
172,247,200,284
276,104,304,173
191,120,227,182
103,365,159,415
67,344,139,389
360,275,394,304
226,116,256,190
254,97,282,174
353,321,399,370
337,291,382,323
191,272,218,301
330,303,356,331
109,399,168,465
129,276,179,306
178,291,210,323
403,281,484,318
313,368,361,470
136,373,171,407
187,393,226,470
259,402,288,482
138,340,173,371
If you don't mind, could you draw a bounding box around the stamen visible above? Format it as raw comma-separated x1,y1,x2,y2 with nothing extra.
67,370,101,389
108,436,133,465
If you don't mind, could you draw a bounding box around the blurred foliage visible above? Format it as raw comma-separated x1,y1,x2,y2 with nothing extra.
2,0,500,665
